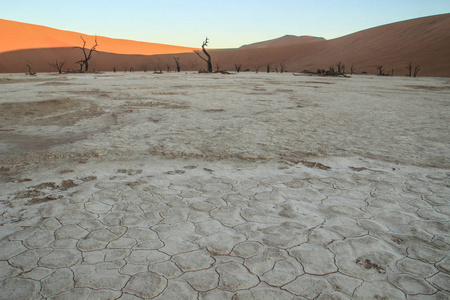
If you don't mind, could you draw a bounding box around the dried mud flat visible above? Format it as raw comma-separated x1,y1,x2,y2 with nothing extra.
0,72,449,299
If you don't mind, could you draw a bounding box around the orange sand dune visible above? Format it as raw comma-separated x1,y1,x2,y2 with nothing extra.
0,19,196,55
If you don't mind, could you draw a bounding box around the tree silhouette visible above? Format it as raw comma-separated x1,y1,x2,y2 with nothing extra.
74,36,99,72
406,62,413,77
414,66,420,77
26,64,36,75
350,63,355,75
406,62,420,77
173,57,181,72
328,65,336,75
194,37,212,72
49,59,66,74
336,61,345,74
234,63,242,73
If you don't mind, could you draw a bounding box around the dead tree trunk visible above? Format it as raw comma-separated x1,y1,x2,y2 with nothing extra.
194,37,212,72
49,59,66,74
336,61,345,74
328,66,336,75
234,63,242,73
377,65,384,76
280,62,287,73
173,57,181,72
266,64,270,73
406,62,413,77
76,61,84,72
74,36,99,72
414,66,420,77
26,64,36,75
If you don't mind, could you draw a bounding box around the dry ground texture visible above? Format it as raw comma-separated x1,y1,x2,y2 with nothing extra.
0,72,449,299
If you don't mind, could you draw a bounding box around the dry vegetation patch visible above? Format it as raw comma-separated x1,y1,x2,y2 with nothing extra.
0,98,101,127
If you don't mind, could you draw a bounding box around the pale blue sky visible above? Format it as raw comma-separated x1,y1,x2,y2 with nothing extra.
1,0,449,48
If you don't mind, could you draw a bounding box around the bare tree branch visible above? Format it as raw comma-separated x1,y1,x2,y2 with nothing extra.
234,63,242,73
377,65,385,76
406,62,413,77
194,37,212,72
49,59,67,74
414,66,420,77
173,57,181,72
26,64,36,75
194,50,208,62
74,35,99,72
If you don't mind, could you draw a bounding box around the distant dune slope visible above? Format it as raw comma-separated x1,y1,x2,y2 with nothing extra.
240,35,326,49
220,13,450,77
1,14,449,76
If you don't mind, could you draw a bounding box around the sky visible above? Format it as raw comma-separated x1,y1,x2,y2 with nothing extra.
1,0,449,48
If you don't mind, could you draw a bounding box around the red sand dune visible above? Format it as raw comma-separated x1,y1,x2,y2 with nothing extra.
0,19,196,55
1,14,449,77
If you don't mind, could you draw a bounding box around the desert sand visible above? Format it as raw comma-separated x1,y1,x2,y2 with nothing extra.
0,19,196,55
1,14,450,76
0,72,449,299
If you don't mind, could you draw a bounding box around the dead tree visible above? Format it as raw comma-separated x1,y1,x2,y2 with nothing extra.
25,64,36,75
377,65,385,76
173,57,181,72
215,62,221,72
328,66,336,75
406,62,420,77
414,66,420,77
336,61,345,74
266,64,270,73
49,59,66,74
234,63,242,73
74,36,99,72
166,65,171,73
77,61,84,72
255,65,261,73
154,65,163,74
406,62,413,77
194,37,212,72
280,62,287,73
350,63,355,75
113,66,117,73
